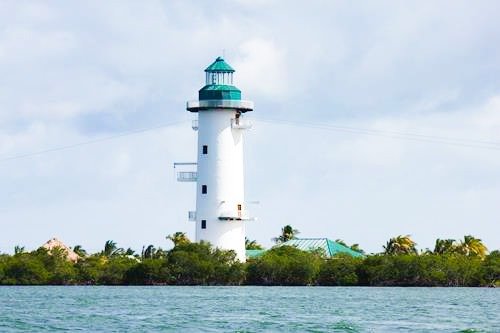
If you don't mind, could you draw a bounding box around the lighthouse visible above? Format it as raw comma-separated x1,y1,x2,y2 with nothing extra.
181,57,254,262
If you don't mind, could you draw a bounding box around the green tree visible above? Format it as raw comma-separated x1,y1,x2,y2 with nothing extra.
101,240,124,257
272,225,299,244
125,248,136,256
125,259,170,285
167,241,244,285
166,232,191,247
14,245,25,255
318,254,362,286
3,254,49,285
383,235,417,255
335,239,365,254
335,239,348,247
481,250,500,286
0,255,7,282
457,235,488,258
142,245,167,260
246,246,320,285
35,247,76,284
75,255,106,284
245,237,263,250
433,239,456,255
73,245,87,257
99,256,138,284
350,244,365,254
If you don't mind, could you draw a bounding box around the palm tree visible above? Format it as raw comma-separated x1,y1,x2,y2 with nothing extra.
245,237,263,250
350,243,365,254
335,239,365,254
433,239,456,255
154,247,167,259
383,235,417,255
142,245,156,259
72,245,87,257
166,232,190,247
14,245,25,255
102,240,124,257
335,239,348,247
458,235,488,258
125,248,135,256
272,225,299,244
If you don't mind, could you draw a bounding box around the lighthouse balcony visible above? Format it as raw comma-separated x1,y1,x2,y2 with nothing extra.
231,118,252,130
177,171,198,182
186,100,254,112
218,210,256,221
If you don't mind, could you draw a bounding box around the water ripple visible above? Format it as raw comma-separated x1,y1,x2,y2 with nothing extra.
0,286,498,332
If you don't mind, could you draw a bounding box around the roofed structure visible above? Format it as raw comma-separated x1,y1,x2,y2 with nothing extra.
246,249,266,259
41,237,80,263
278,238,364,258
246,238,364,259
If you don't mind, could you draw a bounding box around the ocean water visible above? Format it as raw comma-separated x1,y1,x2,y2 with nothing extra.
0,286,498,332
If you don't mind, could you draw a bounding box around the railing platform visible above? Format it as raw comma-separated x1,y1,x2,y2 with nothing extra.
187,100,254,112
177,171,197,182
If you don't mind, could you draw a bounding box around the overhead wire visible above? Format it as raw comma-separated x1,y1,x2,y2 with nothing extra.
253,117,500,151
0,119,188,163
1,115,499,164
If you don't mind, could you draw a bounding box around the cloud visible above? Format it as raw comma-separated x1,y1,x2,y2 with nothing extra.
0,1,499,253
235,38,289,99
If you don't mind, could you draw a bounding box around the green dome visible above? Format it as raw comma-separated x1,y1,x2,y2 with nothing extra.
205,57,235,73
199,84,241,100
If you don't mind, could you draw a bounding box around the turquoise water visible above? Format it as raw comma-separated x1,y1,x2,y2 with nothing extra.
0,286,498,332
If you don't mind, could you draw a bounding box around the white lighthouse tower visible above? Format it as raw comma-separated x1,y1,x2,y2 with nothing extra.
182,57,254,262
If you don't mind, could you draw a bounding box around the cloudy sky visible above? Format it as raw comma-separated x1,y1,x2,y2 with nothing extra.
1,0,499,254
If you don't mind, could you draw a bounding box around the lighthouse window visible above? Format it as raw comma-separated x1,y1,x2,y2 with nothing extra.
202,185,207,194
202,145,208,154
201,220,207,229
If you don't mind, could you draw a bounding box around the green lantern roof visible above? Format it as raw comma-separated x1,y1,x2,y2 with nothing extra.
187,56,253,112
205,57,235,73
199,84,241,100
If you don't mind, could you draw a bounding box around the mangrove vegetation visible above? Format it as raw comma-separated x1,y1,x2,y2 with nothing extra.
0,230,498,287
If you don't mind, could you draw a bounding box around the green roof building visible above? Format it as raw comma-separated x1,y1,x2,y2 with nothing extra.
246,238,364,259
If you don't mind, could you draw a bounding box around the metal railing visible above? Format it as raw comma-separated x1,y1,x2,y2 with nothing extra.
187,100,254,112
218,202,256,221
177,171,198,182
219,210,256,221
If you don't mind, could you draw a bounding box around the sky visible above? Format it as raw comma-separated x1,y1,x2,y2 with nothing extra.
1,0,499,254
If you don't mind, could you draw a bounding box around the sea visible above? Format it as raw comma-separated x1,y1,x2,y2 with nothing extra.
0,286,498,332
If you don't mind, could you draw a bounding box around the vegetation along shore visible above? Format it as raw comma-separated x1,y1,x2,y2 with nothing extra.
0,226,498,287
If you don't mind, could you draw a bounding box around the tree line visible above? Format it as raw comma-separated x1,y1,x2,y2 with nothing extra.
0,228,498,286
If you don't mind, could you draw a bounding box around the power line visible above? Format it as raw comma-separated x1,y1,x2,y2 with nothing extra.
0,120,188,163
254,117,500,151
1,116,499,164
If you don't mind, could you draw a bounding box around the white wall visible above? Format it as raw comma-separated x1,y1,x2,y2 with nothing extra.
195,109,247,261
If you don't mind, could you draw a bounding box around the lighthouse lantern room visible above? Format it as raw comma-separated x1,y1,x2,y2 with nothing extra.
180,57,254,262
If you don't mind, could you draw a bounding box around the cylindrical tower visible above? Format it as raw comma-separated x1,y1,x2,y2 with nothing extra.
186,57,254,262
